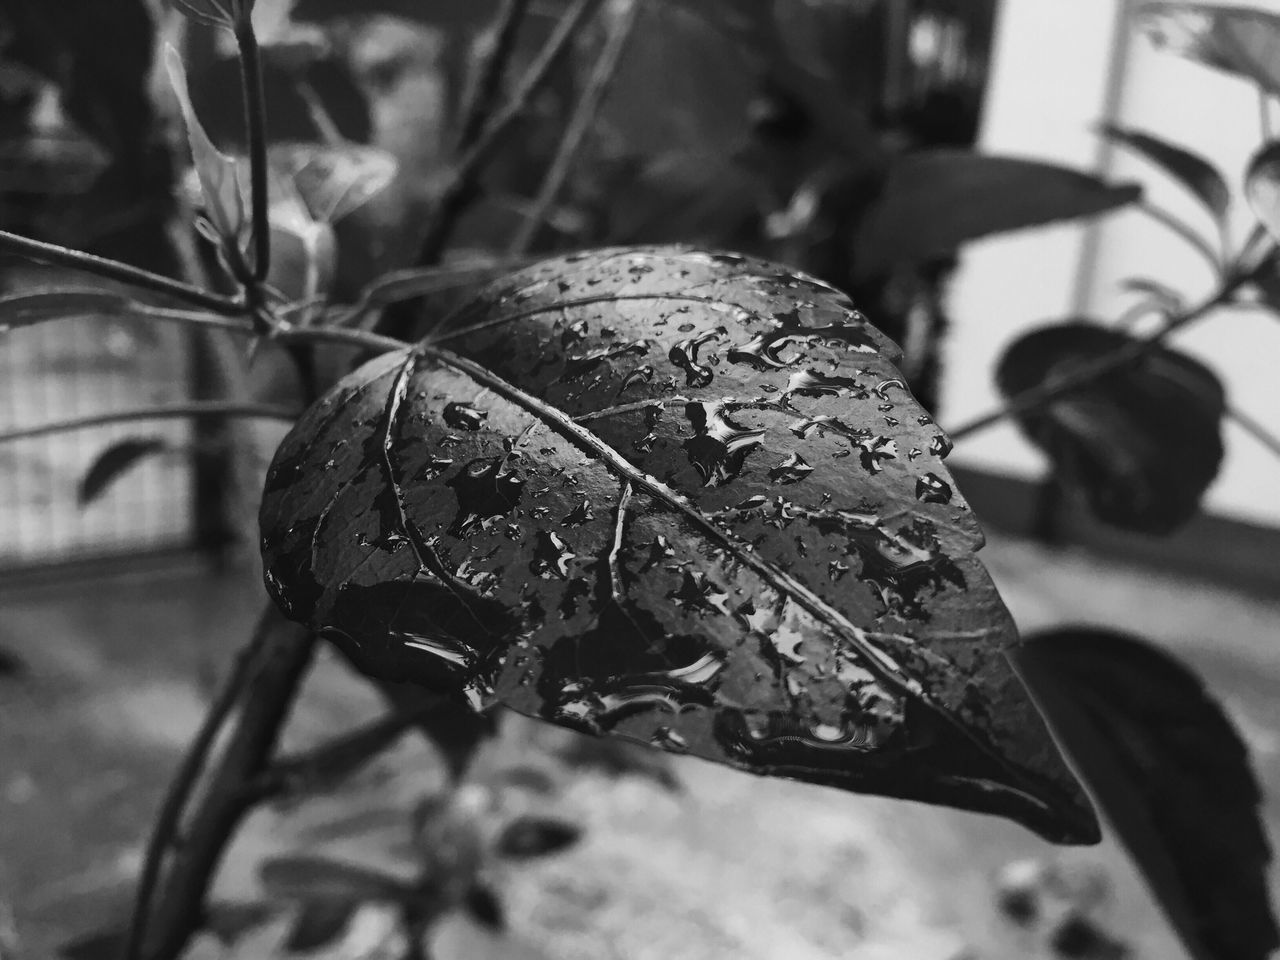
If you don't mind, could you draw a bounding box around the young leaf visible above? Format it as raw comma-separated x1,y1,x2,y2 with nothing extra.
1012,628,1279,960
1137,3,1280,96
996,322,1224,533
0,289,130,332
269,142,398,225
494,816,583,860
1245,141,1280,244
286,900,358,952
1100,124,1229,220
852,151,1140,280
1119,278,1186,316
260,246,1099,843
78,437,168,506
169,0,237,28
164,45,247,248
258,855,417,904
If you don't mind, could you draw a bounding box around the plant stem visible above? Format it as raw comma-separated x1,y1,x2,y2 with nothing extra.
124,606,273,960
1135,199,1222,273
139,613,316,960
0,402,300,443
249,700,441,800
508,0,640,254
235,20,271,284
948,252,1272,442
412,0,602,268
458,0,532,149
276,325,408,355
1229,404,1280,461
0,229,244,316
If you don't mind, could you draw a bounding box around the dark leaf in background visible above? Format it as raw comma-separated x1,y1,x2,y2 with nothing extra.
0,646,23,677
1137,3,1280,96
286,899,359,952
556,732,681,792
1245,141,1280,244
996,322,1224,533
258,854,417,904
1012,627,1279,960
1100,124,1229,221
464,883,506,931
495,816,583,860
260,247,1098,843
78,437,168,506
852,151,1141,280
0,289,130,332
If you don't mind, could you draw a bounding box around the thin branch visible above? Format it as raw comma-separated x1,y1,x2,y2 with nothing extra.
1136,199,1222,273
0,229,244,316
139,616,316,959
1229,404,1280,461
276,325,408,355
0,402,300,443
948,250,1275,441
124,606,274,960
412,0,602,267
1261,88,1276,142
249,701,440,800
458,0,532,149
236,21,271,283
508,0,640,254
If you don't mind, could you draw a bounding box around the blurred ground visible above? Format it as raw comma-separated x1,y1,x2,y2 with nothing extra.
0,536,1277,960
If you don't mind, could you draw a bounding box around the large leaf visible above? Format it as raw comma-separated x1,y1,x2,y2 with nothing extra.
852,151,1141,279
1012,628,1279,960
260,246,1098,842
1101,124,1229,221
1137,3,1280,96
1245,140,1280,244
996,321,1224,533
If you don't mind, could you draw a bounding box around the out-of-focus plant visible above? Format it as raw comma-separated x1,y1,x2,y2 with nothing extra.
0,3,1277,960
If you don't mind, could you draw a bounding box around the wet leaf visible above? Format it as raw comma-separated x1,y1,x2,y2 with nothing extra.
260,246,1098,843
1245,141,1280,244
78,437,168,506
495,816,582,860
996,321,1224,533
1137,3,1280,95
165,45,247,248
1012,628,1279,960
1101,124,1229,220
0,289,130,332
853,151,1140,280
258,855,416,904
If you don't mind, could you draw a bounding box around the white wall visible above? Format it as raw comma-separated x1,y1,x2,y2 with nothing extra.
943,0,1280,528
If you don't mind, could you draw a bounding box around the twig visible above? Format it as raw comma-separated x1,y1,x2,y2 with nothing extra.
948,250,1273,441
412,0,602,268
137,613,317,959
1135,198,1222,274
1229,404,1280,461
457,0,532,149
276,325,408,354
508,0,640,254
0,402,300,443
235,21,271,283
0,229,244,316
249,700,441,800
124,606,274,960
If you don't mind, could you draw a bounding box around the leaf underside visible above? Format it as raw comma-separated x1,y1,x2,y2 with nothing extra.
261,246,1098,843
